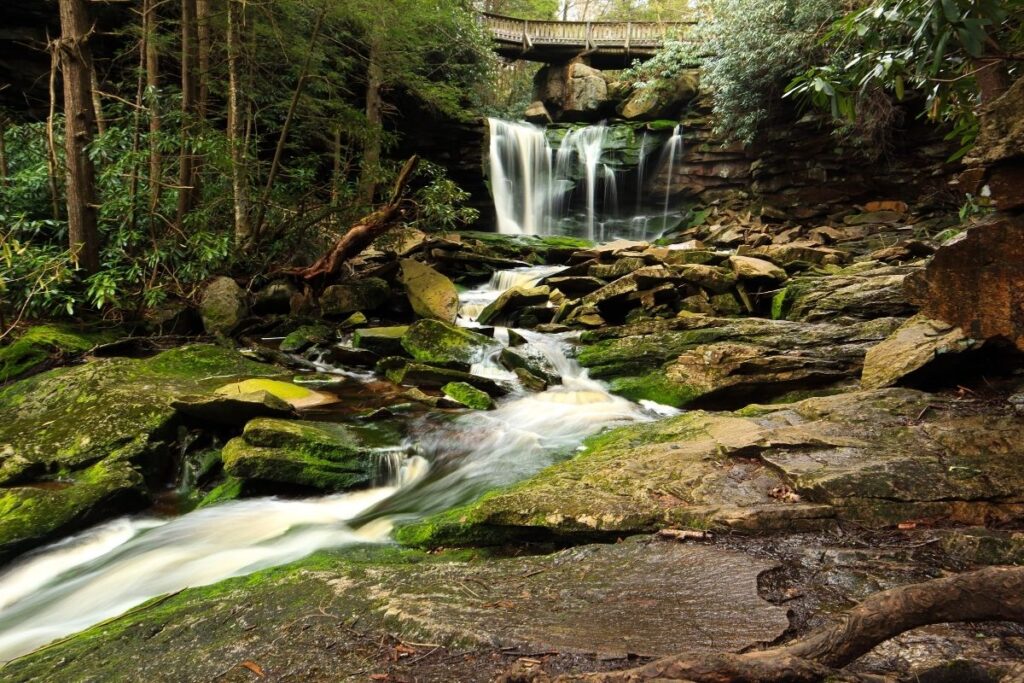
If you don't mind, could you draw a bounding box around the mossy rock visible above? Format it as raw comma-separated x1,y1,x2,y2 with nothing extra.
196,476,244,509
279,325,332,353
400,319,497,368
442,382,494,410
320,278,391,316
0,456,147,562
221,418,385,491
399,259,459,323
353,326,409,356
0,344,281,557
0,325,119,383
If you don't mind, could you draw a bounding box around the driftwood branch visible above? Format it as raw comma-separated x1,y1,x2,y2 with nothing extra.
502,566,1024,683
283,155,419,282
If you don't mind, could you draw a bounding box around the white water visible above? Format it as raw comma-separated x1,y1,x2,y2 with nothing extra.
0,266,669,664
487,117,684,242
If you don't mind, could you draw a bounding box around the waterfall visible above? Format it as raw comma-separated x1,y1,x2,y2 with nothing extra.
488,119,553,236
658,125,684,230
487,117,686,243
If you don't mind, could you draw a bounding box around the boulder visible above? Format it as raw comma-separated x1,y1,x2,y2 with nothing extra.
563,62,612,118
320,277,390,317
251,281,297,315
222,418,382,491
523,100,553,124
399,259,459,323
861,315,975,389
213,378,333,409
0,325,117,383
381,358,509,396
441,382,494,410
618,70,699,120
352,326,409,356
964,75,1024,209
171,391,295,426
576,314,902,408
0,345,278,558
915,214,1024,351
199,277,248,335
776,263,919,323
674,264,737,293
399,389,1024,545
279,324,332,353
498,346,560,385
400,319,498,368
476,285,550,325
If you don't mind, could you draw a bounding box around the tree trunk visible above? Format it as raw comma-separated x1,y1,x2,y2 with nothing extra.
227,0,251,244
143,0,161,214
357,42,384,206
46,45,62,222
176,0,198,228
58,0,101,273
89,68,106,137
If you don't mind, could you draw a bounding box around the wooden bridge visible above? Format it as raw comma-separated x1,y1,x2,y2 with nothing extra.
480,13,694,68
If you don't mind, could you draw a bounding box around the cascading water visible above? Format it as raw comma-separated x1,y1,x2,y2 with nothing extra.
487,117,685,242
0,266,670,663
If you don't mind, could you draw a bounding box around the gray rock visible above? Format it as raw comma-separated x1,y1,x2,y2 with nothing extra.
200,277,248,335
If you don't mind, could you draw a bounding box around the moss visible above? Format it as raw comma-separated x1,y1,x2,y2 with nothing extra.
214,378,313,402
196,477,244,509
394,491,521,548
0,325,119,383
400,319,496,367
608,372,700,408
770,287,790,320
441,382,494,410
279,325,332,353
143,344,277,383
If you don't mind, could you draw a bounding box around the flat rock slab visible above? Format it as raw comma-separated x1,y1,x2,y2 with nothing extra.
3,540,788,681
378,539,788,657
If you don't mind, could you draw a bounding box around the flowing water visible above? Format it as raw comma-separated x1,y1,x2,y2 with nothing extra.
0,265,668,663
487,117,684,241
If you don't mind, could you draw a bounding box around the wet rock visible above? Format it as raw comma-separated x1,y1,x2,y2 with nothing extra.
401,389,1024,543
498,347,560,385
212,378,334,409
0,459,147,562
279,324,332,353
400,319,499,368
577,315,900,408
171,390,295,426
398,259,459,323
381,358,510,397
222,418,380,491
320,277,390,317
477,285,550,326
777,263,918,323
728,255,787,282
199,276,248,335
352,326,409,356
441,382,494,410
322,344,380,368
861,315,975,389
2,540,788,681
916,214,1024,351
0,345,278,557
514,367,548,391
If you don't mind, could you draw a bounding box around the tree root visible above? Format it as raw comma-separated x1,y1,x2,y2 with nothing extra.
499,566,1024,683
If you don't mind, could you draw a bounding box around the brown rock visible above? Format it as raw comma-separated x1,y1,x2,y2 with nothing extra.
917,214,1024,351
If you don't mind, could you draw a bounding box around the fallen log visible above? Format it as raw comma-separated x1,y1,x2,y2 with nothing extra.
500,566,1024,683
284,155,419,282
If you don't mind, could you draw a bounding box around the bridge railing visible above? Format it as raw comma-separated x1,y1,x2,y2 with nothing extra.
480,12,693,52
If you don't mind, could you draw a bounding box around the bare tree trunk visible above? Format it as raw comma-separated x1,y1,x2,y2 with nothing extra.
46,44,62,221
331,125,342,206
176,0,198,229
251,5,327,241
89,68,106,137
58,0,101,273
143,0,161,214
357,42,384,206
227,0,251,244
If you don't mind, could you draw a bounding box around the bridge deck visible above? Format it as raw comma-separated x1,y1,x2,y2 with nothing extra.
481,13,693,67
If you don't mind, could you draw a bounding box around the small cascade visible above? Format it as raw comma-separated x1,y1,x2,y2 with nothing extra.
658,125,684,228
635,131,650,215
601,164,619,243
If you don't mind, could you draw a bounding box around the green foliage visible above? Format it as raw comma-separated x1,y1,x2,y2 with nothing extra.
622,0,844,142
410,161,480,232
786,0,1021,155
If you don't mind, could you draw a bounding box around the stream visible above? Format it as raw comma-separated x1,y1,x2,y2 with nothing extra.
0,266,669,663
